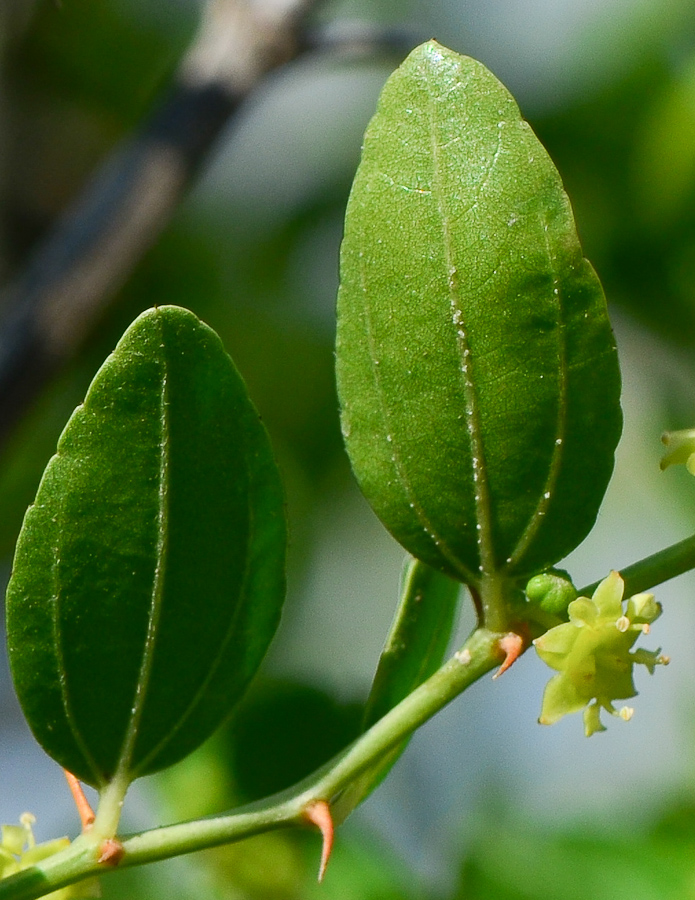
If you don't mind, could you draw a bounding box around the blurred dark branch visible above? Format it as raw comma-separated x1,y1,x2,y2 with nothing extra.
300,20,425,56
0,0,318,449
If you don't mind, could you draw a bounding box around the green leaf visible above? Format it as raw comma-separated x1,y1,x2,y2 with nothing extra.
6,306,286,790
335,558,459,819
336,41,622,586
363,557,460,730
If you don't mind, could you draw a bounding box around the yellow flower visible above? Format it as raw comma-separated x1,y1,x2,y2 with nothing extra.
533,572,668,736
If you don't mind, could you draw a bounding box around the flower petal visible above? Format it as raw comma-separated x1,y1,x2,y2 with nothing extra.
583,702,606,736
661,429,695,471
625,592,660,625
631,647,668,675
592,571,624,619
567,597,597,626
533,623,578,669
538,672,588,725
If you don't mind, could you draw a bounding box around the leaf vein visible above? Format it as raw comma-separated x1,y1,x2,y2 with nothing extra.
505,214,568,569
50,478,104,785
133,464,254,776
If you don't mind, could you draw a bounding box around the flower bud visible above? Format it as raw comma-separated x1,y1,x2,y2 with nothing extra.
526,569,577,617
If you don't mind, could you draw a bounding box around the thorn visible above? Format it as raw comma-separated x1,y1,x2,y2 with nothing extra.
304,800,334,882
63,770,95,831
492,632,524,679
98,838,124,866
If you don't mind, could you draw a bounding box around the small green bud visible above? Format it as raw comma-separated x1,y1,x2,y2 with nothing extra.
525,569,577,616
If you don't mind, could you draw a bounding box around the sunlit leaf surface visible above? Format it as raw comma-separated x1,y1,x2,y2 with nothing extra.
337,41,622,584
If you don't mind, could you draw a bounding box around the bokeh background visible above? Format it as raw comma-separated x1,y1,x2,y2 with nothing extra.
2,0,695,897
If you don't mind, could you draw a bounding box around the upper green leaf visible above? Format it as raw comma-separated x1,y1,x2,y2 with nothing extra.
6,306,286,789
336,41,622,586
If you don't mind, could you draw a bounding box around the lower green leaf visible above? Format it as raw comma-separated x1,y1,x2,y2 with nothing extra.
363,557,460,730
6,306,286,790
336,558,459,818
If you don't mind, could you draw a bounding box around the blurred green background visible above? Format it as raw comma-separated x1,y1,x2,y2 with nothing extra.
3,0,695,897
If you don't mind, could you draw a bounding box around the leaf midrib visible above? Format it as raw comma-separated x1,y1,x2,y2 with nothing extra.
428,75,497,580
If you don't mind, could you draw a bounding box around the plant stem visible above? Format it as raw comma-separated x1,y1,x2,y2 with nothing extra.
579,532,695,599
91,774,130,840
0,629,504,900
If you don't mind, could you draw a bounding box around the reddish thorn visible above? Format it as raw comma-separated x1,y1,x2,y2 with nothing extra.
98,838,125,866
304,800,334,882
63,770,95,831
493,632,524,679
